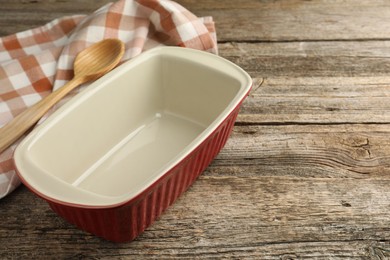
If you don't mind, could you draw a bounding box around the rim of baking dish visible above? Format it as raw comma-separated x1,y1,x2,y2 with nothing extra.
13,46,252,208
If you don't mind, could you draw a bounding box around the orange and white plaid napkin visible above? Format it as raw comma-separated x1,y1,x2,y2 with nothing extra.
0,0,217,199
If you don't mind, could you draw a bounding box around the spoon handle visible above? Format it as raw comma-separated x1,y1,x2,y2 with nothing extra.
0,77,84,154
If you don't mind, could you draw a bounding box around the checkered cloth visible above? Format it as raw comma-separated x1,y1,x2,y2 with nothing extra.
0,0,217,199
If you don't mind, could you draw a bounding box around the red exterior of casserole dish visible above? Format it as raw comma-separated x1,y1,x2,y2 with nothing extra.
15,94,249,242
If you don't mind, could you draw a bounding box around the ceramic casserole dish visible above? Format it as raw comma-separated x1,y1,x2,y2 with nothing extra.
14,46,252,242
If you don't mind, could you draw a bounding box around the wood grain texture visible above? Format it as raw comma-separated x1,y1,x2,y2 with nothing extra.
219,41,390,77
1,0,390,258
2,175,390,259
238,76,390,124
3,0,390,41
216,124,390,178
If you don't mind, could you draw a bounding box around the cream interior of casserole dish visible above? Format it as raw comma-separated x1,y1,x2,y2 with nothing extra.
14,47,252,206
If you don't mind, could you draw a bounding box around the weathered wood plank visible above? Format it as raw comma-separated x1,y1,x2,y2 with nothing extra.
204,2,390,42
2,175,390,259
2,0,390,42
212,124,390,179
219,41,390,78
237,77,390,124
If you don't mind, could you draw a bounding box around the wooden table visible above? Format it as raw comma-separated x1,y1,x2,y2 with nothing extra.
1,0,390,258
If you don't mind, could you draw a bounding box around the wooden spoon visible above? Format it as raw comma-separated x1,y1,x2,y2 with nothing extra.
0,39,125,154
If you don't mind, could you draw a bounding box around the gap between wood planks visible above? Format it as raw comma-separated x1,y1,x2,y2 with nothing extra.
218,38,390,44
235,122,390,126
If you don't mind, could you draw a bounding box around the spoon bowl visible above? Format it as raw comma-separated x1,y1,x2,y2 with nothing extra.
74,39,125,80
0,38,125,154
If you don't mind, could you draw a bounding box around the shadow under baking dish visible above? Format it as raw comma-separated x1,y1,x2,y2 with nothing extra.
15,47,250,208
